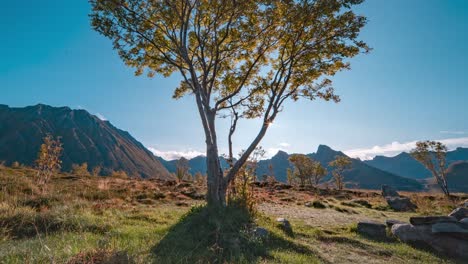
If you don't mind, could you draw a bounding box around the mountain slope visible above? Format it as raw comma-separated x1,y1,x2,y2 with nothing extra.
365,152,431,179
365,147,468,179
0,104,172,179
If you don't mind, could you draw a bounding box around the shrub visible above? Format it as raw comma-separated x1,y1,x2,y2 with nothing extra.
35,135,63,193
111,170,129,179
71,163,91,177
11,161,21,169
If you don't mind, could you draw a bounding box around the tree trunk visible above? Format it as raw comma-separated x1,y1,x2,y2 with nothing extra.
204,112,227,207
206,143,226,207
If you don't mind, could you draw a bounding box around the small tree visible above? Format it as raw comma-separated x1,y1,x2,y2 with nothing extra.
329,155,352,190
92,166,102,177
410,141,450,197
71,163,91,177
311,162,327,186
194,172,206,186
229,147,265,211
175,157,190,182
286,168,294,185
35,135,63,193
289,154,315,186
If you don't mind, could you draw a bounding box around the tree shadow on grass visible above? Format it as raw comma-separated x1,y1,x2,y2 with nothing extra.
150,205,326,264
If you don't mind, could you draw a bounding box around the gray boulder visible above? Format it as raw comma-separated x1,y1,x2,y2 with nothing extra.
386,196,417,212
276,217,292,234
431,222,468,235
381,185,399,197
385,219,406,228
253,227,269,238
448,207,468,221
410,216,457,225
392,223,468,259
357,221,387,240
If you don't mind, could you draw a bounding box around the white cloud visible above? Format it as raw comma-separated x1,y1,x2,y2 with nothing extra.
344,137,468,161
265,143,291,158
148,147,204,160
96,113,107,121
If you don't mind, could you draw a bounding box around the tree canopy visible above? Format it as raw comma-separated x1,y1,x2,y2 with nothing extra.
90,0,369,206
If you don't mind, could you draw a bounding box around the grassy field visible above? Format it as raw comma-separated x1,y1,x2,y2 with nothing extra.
0,166,465,263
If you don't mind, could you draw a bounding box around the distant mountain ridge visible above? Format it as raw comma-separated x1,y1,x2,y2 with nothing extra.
365,147,468,179
0,104,172,179
256,145,423,191
162,145,424,191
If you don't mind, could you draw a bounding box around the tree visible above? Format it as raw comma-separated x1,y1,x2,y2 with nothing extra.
175,157,190,182
35,135,63,193
329,155,351,190
410,141,450,197
311,162,327,186
90,0,369,207
286,168,294,185
289,154,315,186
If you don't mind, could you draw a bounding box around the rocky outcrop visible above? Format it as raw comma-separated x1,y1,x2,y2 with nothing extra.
386,197,417,211
381,185,416,212
391,208,468,259
391,224,468,259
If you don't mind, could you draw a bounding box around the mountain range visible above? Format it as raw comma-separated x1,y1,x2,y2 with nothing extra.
1,104,466,192
0,104,171,179
365,148,468,179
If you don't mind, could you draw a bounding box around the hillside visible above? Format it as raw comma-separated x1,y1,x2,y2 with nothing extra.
0,166,464,263
0,104,171,179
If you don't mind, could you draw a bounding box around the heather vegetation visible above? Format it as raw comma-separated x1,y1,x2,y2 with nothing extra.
1,162,466,263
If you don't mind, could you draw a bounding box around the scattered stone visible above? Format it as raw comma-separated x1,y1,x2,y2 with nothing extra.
276,217,291,228
385,219,405,228
175,201,189,207
381,185,399,197
305,200,326,209
431,222,468,235
392,223,468,259
351,199,372,208
253,227,269,238
448,207,468,221
464,199,468,208
176,182,192,188
357,221,387,240
410,216,457,226
386,197,417,212
274,183,292,190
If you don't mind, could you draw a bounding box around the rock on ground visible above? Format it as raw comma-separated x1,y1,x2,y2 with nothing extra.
410,216,457,225
386,196,417,212
448,207,468,221
381,185,399,198
385,219,405,228
391,223,468,259
357,221,387,240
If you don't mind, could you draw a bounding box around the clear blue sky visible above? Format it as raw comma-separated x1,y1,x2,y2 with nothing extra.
1,0,468,160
